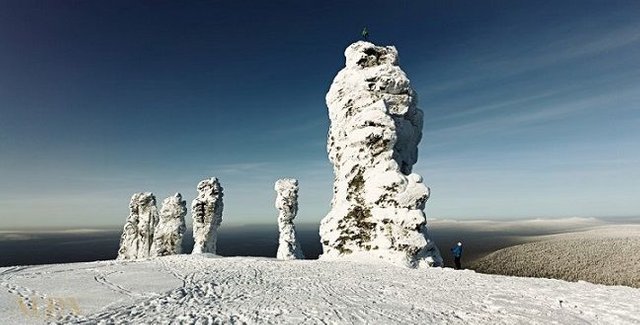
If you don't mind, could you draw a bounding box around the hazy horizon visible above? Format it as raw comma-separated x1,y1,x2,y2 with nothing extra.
5,216,637,268
3,215,639,232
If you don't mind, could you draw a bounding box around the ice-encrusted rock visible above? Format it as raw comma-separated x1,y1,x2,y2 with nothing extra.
319,41,442,268
116,196,140,260
117,192,159,260
275,178,305,260
151,193,187,257
191,178,224,254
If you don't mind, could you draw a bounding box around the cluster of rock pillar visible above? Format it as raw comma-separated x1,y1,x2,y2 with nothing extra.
117,176,309,261
116,41,441,268
117,192,186,260
117,178,224,260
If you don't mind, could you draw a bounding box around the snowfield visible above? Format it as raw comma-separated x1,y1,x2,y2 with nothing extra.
1,255,639,324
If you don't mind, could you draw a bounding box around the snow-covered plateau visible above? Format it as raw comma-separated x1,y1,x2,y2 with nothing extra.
1,255,639,324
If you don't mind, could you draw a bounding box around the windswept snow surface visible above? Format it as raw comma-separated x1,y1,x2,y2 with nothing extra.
0,256,638,324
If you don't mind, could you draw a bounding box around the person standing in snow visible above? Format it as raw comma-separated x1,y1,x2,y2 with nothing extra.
451,242,463,269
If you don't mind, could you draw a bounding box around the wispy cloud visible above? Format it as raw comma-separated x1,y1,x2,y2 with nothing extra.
425,85,640,141
420,21,640,97
428,89,564,123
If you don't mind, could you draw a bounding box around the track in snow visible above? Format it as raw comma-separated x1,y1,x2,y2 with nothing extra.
1,255,639,324
38,255,640,324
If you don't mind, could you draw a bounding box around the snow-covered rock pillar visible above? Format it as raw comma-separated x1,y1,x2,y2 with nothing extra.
135,192,159,259
117,192,159,260
275,178,305,260
319,41,442,268
116,194,141,260
191,178,224,254
151,193,187,257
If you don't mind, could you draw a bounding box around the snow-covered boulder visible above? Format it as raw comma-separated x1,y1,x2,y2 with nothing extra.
191,178,224,254
319,41,442,268
117,192,159,260
275,178,305,260
151,193,187,257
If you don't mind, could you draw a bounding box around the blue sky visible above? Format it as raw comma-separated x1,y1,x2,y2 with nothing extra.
1,1,638,228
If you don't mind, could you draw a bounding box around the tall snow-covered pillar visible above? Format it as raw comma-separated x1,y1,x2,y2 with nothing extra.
117,192,159,260
116,193,142,260
191,177,224,254
275,178,305,260
319,41,442,268
151,193,187,257
135,192,159,259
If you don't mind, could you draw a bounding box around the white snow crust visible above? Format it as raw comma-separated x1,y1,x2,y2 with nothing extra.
275,178,305,260
320,41,441,267
151,193,187,257
116,192,159,260
191,178,224,254
1,256,638,324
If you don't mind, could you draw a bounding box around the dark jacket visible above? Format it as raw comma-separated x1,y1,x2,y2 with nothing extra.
451,245,463,258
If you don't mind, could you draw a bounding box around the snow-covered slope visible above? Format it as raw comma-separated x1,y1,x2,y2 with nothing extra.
1,256,638,324
471,225,640,288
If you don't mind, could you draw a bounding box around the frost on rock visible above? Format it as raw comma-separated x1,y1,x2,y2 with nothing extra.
319,41,442,268
275,178,305,260
191,177,224,254
117,192,159,260
151,193,187,257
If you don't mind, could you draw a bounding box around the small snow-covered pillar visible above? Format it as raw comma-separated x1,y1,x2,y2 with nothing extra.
117,192,159,260
151,193,187,257
191,177,224,254
275,178,305,260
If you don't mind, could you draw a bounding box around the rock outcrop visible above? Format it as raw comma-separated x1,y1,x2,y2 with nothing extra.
117,192,159,260
275,178,305,260
151,193,188,257
191,177,224,254
319,41,442,267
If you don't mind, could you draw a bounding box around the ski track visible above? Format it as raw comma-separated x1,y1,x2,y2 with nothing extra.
92,270,149,299
0,256,637,324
